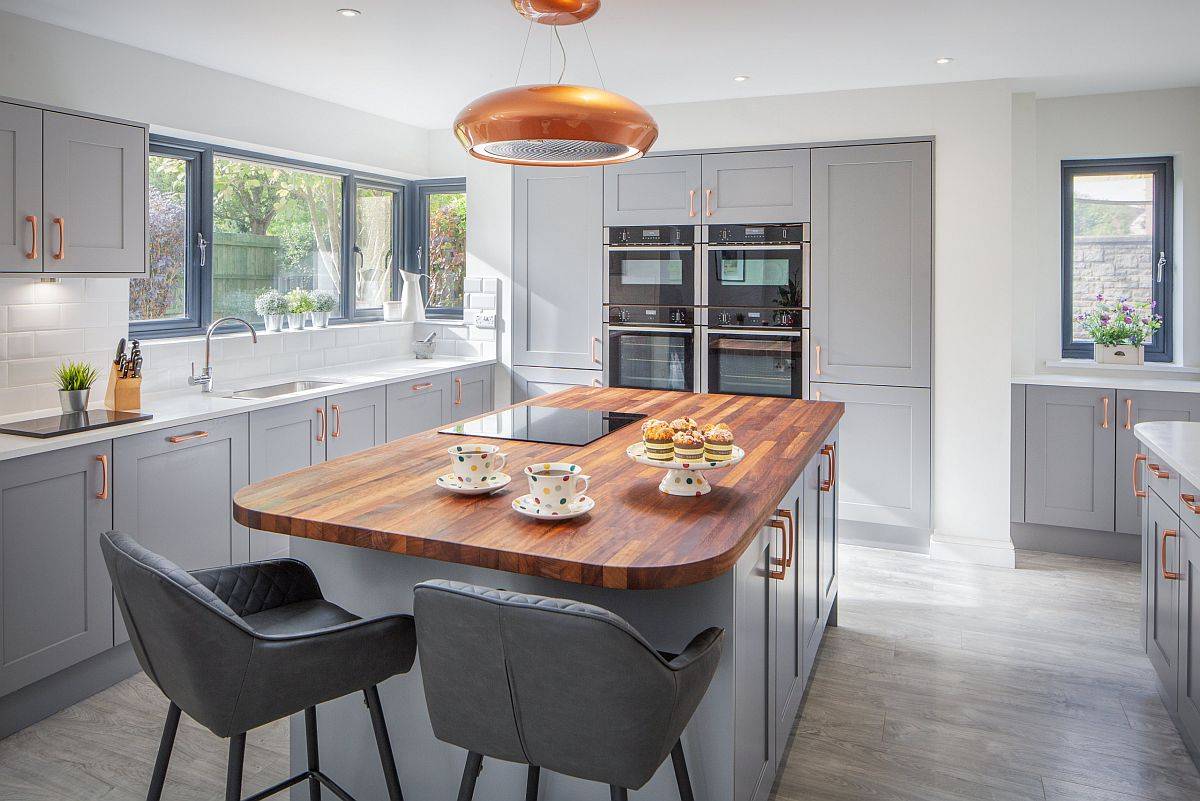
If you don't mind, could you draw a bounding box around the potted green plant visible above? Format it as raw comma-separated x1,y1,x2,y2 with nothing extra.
1076,295,1163,365
309,290,336,328
286,288,315,331
254,289,289,332
54,360,100,413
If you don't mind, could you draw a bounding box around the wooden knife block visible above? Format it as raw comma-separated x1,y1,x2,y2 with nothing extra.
104,363,142,411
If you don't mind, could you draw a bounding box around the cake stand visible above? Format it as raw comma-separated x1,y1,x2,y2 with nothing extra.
625,442,746,496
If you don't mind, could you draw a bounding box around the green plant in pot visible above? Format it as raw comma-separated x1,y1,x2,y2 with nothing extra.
286,288,315,331
54,360,100,413
254,289,289,332
309,290,336,328
1076,294,1163,365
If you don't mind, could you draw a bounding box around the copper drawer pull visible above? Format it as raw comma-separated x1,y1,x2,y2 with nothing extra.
95,454,108,500
591,336,602,365
1148,463,1169,479
777,508,794,567
53,217,65,261
316,407,326,442
1124,398,1134,430
1132,454,1148,499
704,188,714,217
1101,396,1109,429
1162,529,1181,580
1182,493,1200,515
767,519,788,579
814,343,822,376
167,431,209,444
24,215,38,260
454,377,463,406
331,404,342,438
411,382,433,391
820,443,836,492
688,188,696,218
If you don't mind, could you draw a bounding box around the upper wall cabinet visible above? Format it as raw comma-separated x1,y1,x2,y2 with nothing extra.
701,149,810,224
810,143,932,388
0,99,147,274
603,155,701,226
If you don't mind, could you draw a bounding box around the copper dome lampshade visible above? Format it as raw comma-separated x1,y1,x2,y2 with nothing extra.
455,0,658,166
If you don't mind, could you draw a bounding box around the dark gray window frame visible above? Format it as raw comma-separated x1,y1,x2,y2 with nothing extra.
1061,156,1174,362
413,179,467,319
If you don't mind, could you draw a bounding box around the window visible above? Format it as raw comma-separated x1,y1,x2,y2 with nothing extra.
418,181,466,316
1062,157,1173,361
354,185,401,311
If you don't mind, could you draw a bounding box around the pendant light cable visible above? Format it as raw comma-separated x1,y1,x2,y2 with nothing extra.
513,19,534,84
554,25,567,84
581,22,606,90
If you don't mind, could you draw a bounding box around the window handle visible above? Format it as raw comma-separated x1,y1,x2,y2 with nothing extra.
196,232,207,268
1157,251,1165,283
353,244,364,272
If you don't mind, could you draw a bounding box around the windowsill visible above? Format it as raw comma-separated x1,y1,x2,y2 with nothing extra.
146,319,415,347
1045,359,1200,375
416,318,467,326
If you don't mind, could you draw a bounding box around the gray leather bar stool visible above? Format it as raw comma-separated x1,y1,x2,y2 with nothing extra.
413,580,724,801
100,532,416,801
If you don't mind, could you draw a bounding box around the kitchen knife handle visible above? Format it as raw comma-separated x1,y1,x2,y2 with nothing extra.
96,455,109,500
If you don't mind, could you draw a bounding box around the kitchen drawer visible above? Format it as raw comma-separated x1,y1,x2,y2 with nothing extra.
387,374,452,441
1147,448,1181,512
1181,476,1200,530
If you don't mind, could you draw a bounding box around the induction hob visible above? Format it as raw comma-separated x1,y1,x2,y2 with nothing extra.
0,409,153,439
440,406,645,447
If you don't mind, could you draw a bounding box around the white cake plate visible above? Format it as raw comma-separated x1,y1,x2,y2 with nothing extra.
625,442,745,496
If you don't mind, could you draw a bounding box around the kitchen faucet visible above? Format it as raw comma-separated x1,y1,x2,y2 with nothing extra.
189,316,257,393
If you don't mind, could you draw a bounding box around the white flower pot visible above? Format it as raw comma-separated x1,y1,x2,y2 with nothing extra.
262,314,284,333
287,313,306,331
309,311,331,328
1095,344,1144,365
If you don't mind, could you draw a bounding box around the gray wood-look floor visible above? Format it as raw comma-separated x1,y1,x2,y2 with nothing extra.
1,546,1197,800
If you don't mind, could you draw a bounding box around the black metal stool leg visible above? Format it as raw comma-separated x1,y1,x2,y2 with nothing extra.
226,733,246,801
363,686,404,801
670,740,695,801
305,707,321,801
457,751,483,801
609,787,628,801
525,765,540,801
146,702,181,801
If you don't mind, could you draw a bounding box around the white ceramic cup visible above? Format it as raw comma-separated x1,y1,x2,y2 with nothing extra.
447,443,507,484
524,462,590,509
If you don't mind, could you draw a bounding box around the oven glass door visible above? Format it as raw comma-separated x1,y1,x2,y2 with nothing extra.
608,247,695,306
608,327,695,392
707,332,804,398
706,246,804,308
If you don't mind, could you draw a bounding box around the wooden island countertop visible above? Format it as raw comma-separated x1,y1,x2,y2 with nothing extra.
233,387,843,590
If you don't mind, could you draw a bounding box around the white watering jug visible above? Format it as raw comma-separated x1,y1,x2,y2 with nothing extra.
398,270,429,323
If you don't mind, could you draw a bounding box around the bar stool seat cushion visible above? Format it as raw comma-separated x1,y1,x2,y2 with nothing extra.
242,599,360,636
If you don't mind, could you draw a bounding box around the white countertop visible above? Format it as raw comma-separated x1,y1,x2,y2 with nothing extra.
0,355,496,462
1014,373,1200,394
1133,421,1200,490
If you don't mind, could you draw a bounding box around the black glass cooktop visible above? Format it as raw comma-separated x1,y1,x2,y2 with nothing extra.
0,409,153,439
440,406,646,447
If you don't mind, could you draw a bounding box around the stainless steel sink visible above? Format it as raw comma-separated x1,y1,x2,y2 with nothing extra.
229,380,341,400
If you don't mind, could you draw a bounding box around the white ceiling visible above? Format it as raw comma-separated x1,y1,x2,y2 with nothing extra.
3,0,1199,130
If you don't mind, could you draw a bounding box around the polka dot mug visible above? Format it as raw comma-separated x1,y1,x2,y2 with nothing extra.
447,443,508,485
523,462,590,508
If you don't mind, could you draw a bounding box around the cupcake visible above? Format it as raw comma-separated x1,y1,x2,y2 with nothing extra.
704,426,735,462
670,416,700,433
700,422,731,435
643,423,676,461
641,418,666,435
672,430,705,462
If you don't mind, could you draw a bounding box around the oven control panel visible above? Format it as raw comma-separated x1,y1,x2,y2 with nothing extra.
708,223,808,245
607,225,695,246
708,307,806,329
609,306,694,326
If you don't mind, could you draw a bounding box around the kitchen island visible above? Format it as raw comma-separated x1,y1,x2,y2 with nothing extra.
234,387,843,801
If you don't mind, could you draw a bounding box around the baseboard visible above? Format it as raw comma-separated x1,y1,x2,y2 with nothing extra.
0,643,139,739
929,532,1016,568
839,518,930,554
1010,521,1140,562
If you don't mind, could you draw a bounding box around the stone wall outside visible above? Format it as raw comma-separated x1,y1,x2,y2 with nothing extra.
1071,234,1153,340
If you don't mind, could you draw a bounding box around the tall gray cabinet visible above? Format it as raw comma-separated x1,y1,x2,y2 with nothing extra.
0,101,42,272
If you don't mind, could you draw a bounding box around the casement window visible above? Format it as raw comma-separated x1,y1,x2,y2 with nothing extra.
131,135,463,337
1061,156,1173,361
415,181,467,318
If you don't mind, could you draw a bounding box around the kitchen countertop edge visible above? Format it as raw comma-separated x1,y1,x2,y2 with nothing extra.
1133,421,1200,491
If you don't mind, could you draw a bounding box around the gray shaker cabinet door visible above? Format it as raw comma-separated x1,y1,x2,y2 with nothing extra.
511,366,602,402
0,101,43,272
42,111,146,273
0,442,113,695
603,154,701,226
811,383,931,530
387,374,452,441
249,400,327,561
775,477,803,763
800,455,821,681
513,166,603,370
1024,385,1116,531
1179,519,1200,748
1115,391,1200,535
701,149,809,224
810,143,932,387
818,428,840,623
450,365,495,422
733,527,775,801
113,415,249,644
1148,489,1181,709
326,385,386,460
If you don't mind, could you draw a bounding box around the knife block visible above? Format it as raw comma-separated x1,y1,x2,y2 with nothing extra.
104,364,142,411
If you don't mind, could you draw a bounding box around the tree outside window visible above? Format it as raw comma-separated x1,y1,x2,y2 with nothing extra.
425,189,466,311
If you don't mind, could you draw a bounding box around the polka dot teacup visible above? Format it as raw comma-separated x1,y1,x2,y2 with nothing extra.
447,443,508,485
523,462,590,508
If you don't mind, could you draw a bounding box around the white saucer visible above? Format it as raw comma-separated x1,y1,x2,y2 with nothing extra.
511,493,595,520
436,472,512,495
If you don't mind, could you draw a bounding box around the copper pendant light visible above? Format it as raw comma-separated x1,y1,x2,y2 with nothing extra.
455,1,657,166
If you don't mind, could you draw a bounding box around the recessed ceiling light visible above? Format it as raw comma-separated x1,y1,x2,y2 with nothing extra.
336,8,362,17
935,57,954,65
733,75,750,82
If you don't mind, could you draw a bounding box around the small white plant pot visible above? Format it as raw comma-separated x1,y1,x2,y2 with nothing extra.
309,311,331,329
287,313,306,331
1095,344,1145,365
262,314,284,333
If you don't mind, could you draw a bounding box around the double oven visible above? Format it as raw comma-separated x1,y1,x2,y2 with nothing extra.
604,223,810,399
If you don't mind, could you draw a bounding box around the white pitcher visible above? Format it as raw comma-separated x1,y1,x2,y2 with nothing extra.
398,270,429,323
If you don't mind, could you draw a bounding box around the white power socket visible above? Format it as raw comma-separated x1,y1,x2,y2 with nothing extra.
475,310,497,329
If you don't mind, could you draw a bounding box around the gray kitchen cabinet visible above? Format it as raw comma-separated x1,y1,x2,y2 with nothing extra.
0,101,42,272
249,401,326,561
0,442,113,695
1024,385,1116,531
450,364,495,422
1147,488,1181,709
809,142,932,387
1179,517,1200,750
326,385,387,460
1012,384,1026,523
774,477,804,766
818,431,840,623
701,149,809,224
800,451,822,680
733,524,775,801
811,383,931,530
41,111,146,273
603,154,701,226
513,166,604,370
113,415,249,644
387,374,452,441
511,365,602,402
1115,391,1200,535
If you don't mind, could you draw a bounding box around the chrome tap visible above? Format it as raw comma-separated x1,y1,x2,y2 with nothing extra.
189,317,257,393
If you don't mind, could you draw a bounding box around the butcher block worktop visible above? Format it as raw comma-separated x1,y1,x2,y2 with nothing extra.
234,387,843,589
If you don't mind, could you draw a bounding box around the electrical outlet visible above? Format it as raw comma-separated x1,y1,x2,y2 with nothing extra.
476,310,497,329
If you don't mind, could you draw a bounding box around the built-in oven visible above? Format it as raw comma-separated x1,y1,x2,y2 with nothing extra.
605,225,700,308
604,305,699,393
703,223,808,310
703,308,808,399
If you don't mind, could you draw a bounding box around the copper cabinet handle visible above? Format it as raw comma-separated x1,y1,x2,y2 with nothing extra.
96,455,109,500
167,431,209,444
1148,463,1169,479
1133,453,1148,499
24,215,38,260
813,343,822,376
1124,398,1134,430
820,443,837,492
411,382,433,391
767,519,788,579
1162,529,1181,580
454,377,463,406
1181,493,1200,515
813,389,821,401
591,336,602,365
688,188,696,218
315,407,326,442
331,404,342,438
1101,396,1109,429
704,188,714,217
777,508,794,567
53,217,65,261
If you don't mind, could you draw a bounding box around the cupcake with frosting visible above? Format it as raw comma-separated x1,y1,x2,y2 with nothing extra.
641,418,666,435
700,422,731,436
670,416,700,433
672,430,705,462
703,426,735,462
643,423,676,461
